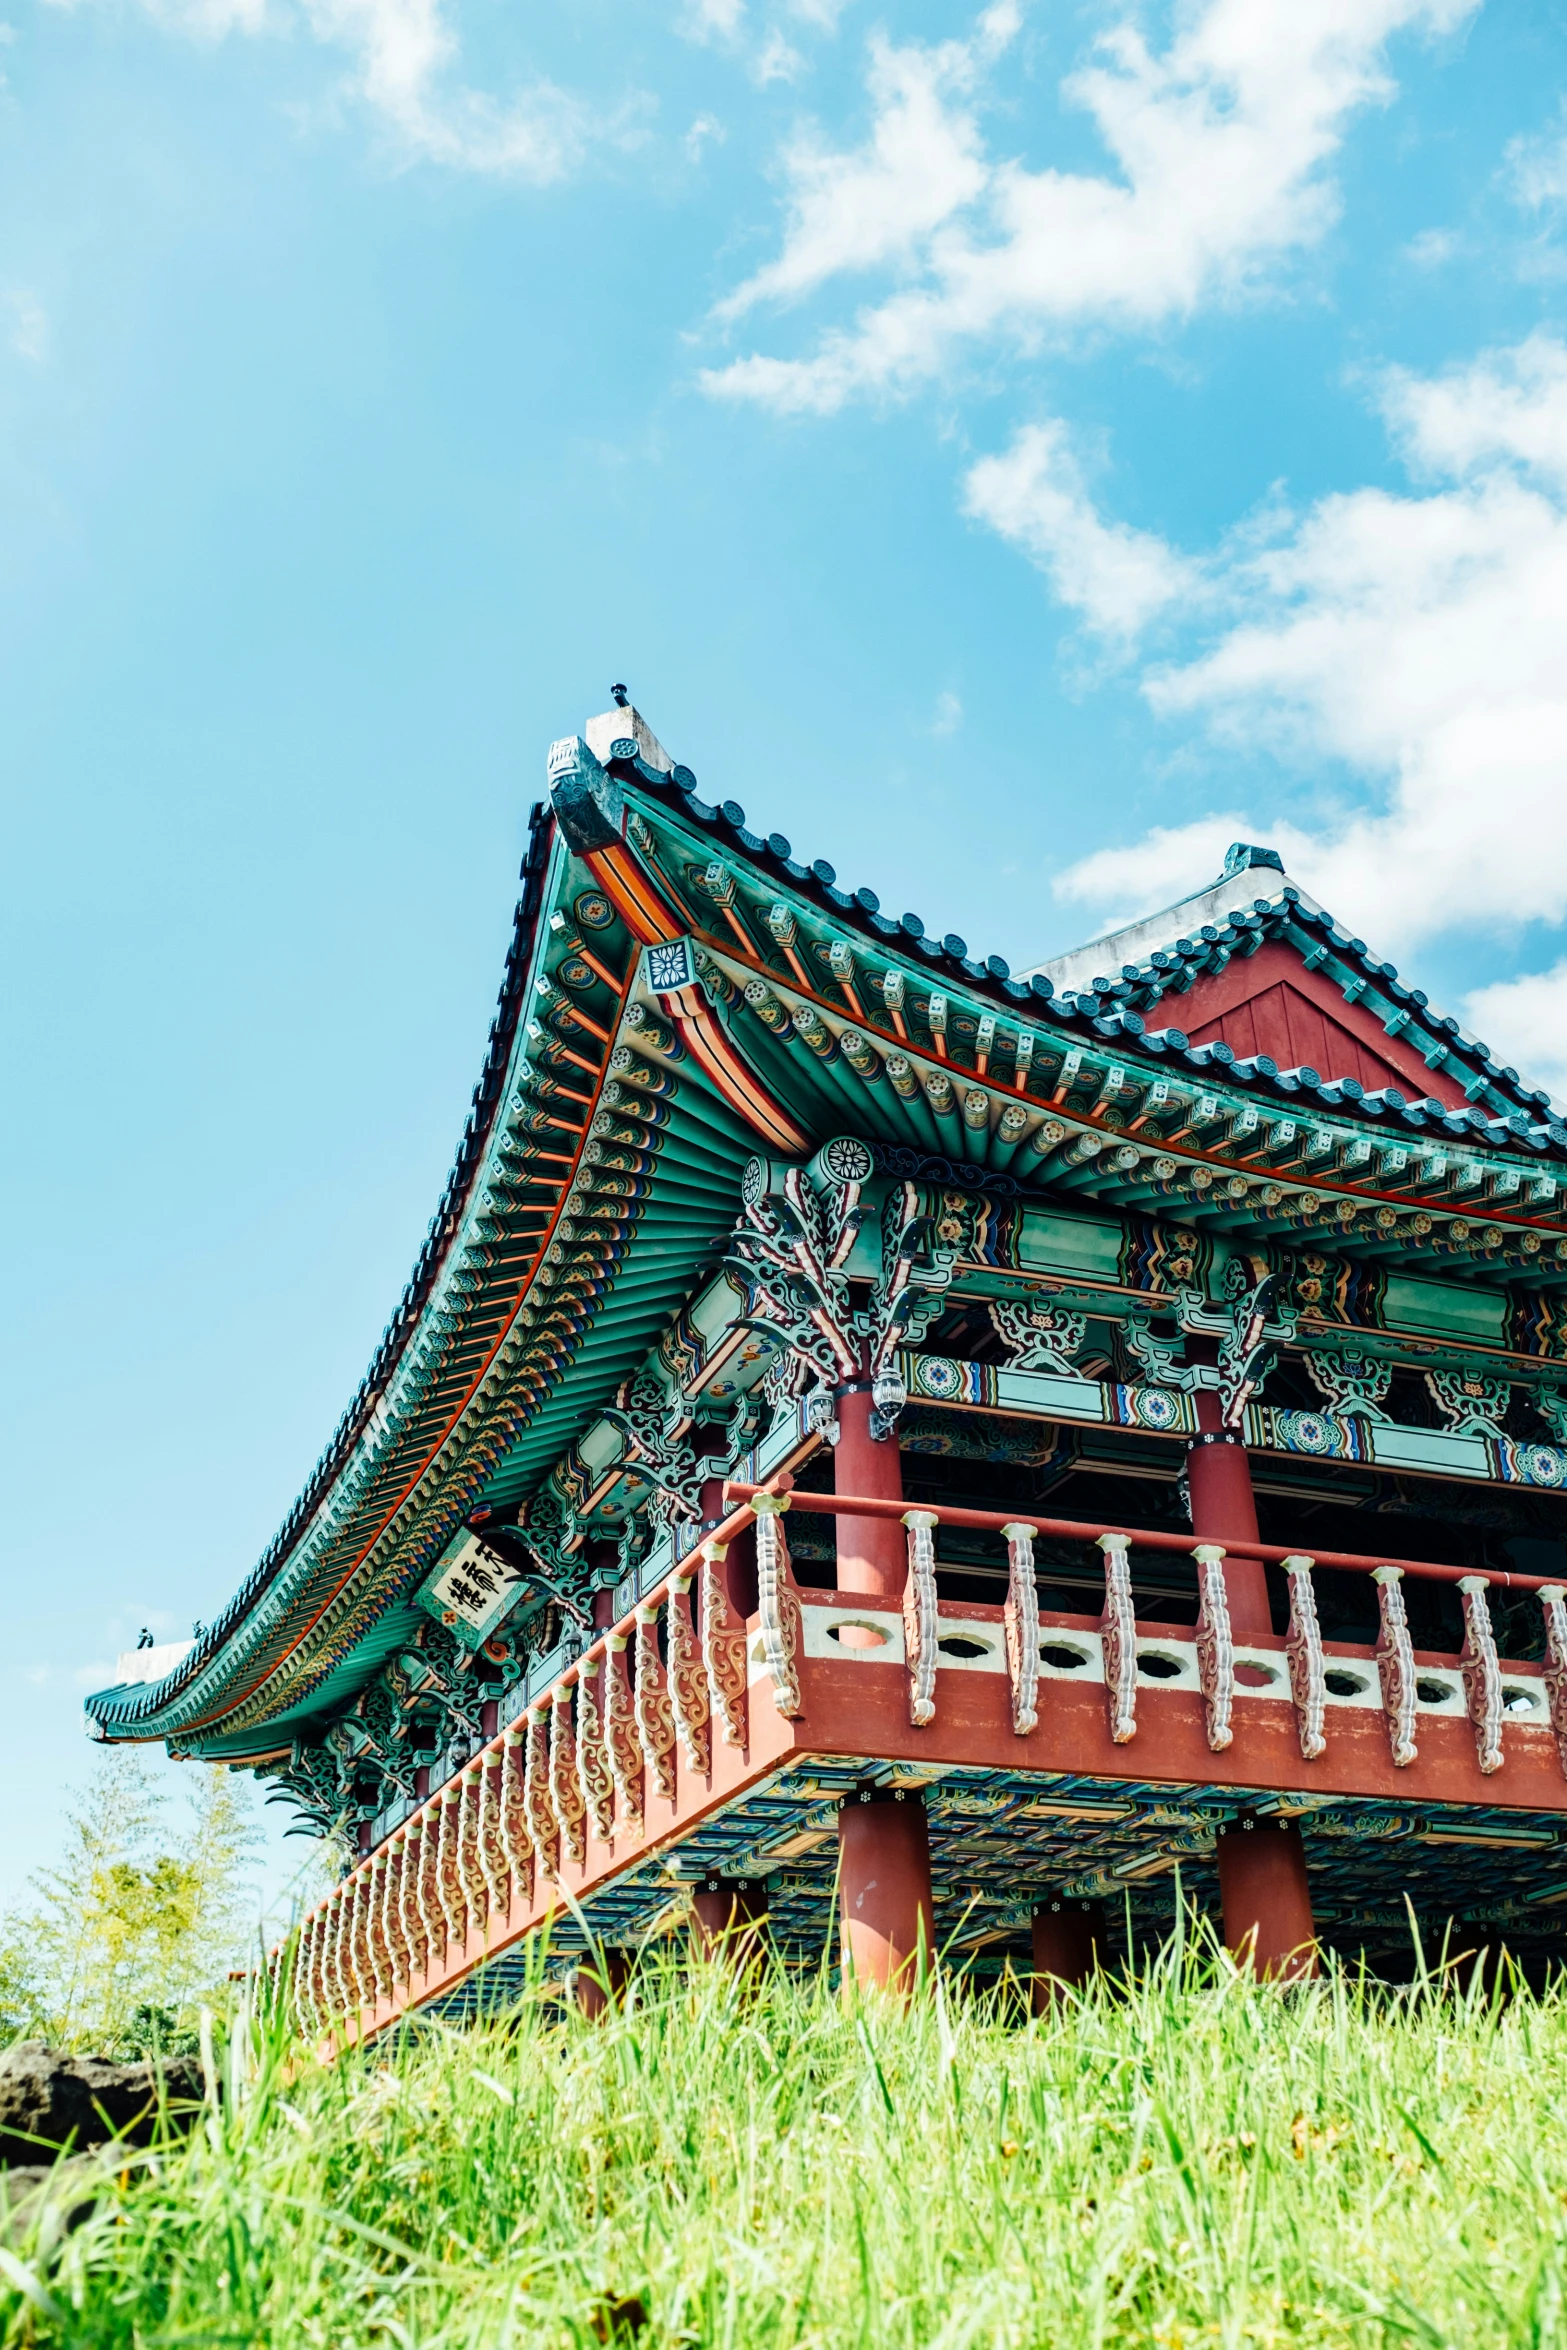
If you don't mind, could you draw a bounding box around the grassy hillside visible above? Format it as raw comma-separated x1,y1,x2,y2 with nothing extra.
4,1930,1567,2347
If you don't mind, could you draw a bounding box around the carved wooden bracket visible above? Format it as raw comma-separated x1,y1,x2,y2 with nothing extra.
1457,1574,1504,1776
1098,1532,1137,1745
1192,1544,1234,1752
902,1508,940,1727
1372,1566,1418,1768
667,1570,711,1775
1282,1555,1326,1760
753,1494,803,1718
1002,1520,1040,1735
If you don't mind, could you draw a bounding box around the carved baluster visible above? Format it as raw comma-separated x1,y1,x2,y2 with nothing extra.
399,1821,426,1982
575,1655,616,1841
293,1910,319,2036
318,1897,339,2020
360,1866,381,2001
364,1856,390,2004
309,1904,332,2028
321,1898,341,2020
498,1724,533,1910
1458,1574,1505,1776
753,1494,803,1717
524,1706,559,1880
413,1809,441,1974
435,1784,466,1955
312,1904,334,2027
1098,1532,1138,1744
384,1828,409,1985
375,1845,399,1995
1373,1565,1418,1768
288,1913,310,2036
477,1750,509,1929
351,1868,374,2006
350,1865,373,2006
319,1898,341,2020
634,1602,678,1798
337,1877,361,2011
604,1632,644,1828
702,1543,749,1749
325,1888,348,2018
469,1762,495,1932
1539,1584,1567,1780
308,1906,330,2031
361,1860,383,2007
902,1508,940,1728
458,1765,486,1939
668,1571,711,1774
1192,1543,1235,1753
316,1902,336,2024
1282,1555,1326,1760
1002,1520,1040,1736
550,1685,588,1864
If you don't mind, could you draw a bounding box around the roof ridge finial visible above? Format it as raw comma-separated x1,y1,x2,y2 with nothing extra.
1221,841,1285,880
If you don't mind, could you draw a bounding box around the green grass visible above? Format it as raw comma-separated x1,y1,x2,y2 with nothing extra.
6,1926,1567,2347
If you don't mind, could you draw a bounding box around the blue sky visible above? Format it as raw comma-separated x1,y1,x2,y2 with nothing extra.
4,0,1567,1911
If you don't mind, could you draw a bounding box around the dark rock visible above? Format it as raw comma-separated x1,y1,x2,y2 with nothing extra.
0,2041,203,2167
0,2153,107,2250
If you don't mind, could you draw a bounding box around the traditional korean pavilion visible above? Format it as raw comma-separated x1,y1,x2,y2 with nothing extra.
86,700,1567,2026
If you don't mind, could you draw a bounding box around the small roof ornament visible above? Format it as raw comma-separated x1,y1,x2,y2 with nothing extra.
1222,842,1286,878
611,682,630,708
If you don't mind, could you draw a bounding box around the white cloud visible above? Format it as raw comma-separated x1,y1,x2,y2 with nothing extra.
41,0,597,179
1463,964,1567,1106
1508,104,1567,210
963,420,1196,639
754,27,804,84
931,688,963,735
683,0,745,38
1052,812,1322,933
307,0,600,177
1403,225,1460,268
1025,336,1567,976
685,112,725,163
1382,331,1567,486
704,0,1471,414
8,291,48,362
716,29,994,318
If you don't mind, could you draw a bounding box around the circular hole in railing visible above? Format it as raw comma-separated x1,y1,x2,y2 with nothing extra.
1502,1684,1541,1715
826,1619,891,1651
1136,1650,1184,1680
1234,1660,1280,1688
1324,1669,1369,1697
937,1633,992,1661
1416,1677,1455,1705
1039,1642,1090,1671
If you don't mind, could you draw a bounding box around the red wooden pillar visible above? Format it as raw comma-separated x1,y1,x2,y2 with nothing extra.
1031,1898,1105,2008
690,1873,769,1960
586,1537,622,1630
839,1789,936,1997
574,1948,630,2017
1185,1343,1316,1969
1215,1815,1318,1979
833,1384,906,1597
832,1392,937,1993
1187,1356,1272,1639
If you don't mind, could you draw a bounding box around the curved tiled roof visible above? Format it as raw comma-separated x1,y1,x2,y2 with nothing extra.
621,749,1566,1158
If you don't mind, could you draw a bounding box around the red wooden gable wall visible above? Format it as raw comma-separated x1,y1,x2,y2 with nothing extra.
1165,940,1471,1110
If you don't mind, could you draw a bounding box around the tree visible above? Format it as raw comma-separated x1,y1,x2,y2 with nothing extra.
1,1752,261,2051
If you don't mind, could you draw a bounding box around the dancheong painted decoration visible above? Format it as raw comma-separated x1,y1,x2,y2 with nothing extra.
85,700,1567,2027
